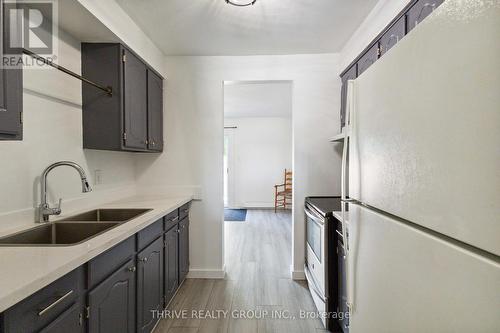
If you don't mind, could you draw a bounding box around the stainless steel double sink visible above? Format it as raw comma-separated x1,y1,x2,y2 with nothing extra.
0,209,151,247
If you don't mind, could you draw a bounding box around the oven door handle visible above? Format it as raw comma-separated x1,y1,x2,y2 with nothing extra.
305,208,324,226
304,265,327,303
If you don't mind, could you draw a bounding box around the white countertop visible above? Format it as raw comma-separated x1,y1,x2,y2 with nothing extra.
0,195,192,313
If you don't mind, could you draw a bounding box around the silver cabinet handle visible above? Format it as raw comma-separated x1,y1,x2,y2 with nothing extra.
169,216,179,222
140,257,148,262
128,266,136,272
182,209,189,214
38,290,74,316
0,108,7,112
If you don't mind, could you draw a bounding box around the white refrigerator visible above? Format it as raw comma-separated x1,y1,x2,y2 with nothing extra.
341,0,500,332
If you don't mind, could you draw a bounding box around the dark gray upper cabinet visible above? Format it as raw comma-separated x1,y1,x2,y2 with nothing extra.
164,225,179,305
407,0,444,32
179,218,189,284
340,65,357,130
0,0,23,141
147,70,164,152
380,16,406,56
123,49,148,150
357,43,380,76
82,43,163,152
339,0,445,130
137,237,164,333
88,259,136,333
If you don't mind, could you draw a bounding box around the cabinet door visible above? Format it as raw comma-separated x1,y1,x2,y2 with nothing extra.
39,303,84,333
380,16,406,56
123,49,147,150
179,218,189,283
137,237,164,333
147,70,163,152
164,226,179,305
340,65,357,130
357,43,379,76
0,0,23,140
406,0,444,32
88,259,136,333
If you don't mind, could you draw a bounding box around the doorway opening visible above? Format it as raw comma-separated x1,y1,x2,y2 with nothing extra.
223,80,293,281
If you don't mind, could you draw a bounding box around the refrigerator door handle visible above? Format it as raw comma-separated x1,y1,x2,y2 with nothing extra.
342,80,355,313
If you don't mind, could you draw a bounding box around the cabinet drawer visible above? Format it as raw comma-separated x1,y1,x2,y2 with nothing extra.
88,236,135,289
164,210,179,232
2,267,84,333
179,203,190,221
137,218,163,250
39,302,83,333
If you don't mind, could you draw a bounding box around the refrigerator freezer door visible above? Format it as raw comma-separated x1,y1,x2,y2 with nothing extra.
348,0,500,255
348,204,500,333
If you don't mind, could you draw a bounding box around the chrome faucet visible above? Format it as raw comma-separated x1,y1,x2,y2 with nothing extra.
38,161,92,223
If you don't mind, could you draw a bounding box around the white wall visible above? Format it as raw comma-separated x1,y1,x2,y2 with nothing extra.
135,54,342,278
339,0,409,72
0,29,136,228
77,0,165,73
0,1,166,230
224,117,292,208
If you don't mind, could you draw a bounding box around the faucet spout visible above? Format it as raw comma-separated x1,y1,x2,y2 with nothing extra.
38,161,92,223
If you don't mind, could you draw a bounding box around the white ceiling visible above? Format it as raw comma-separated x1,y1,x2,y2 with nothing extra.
115,0,379,56
224,81,292,118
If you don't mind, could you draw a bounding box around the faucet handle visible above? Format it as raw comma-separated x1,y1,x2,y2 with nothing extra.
55,198,62,215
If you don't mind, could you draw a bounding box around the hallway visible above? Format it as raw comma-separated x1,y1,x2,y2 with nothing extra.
154,210,326,333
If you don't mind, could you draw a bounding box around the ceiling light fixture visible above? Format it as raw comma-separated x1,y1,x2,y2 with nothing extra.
225,0,257,7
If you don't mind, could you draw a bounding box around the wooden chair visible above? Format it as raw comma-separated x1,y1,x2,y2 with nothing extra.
274,169,293,212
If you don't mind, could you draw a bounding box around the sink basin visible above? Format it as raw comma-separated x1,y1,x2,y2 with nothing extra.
0,222,120,246
59,208,151,222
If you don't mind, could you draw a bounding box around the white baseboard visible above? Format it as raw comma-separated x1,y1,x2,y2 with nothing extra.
187,267,226,279
290,266,306,280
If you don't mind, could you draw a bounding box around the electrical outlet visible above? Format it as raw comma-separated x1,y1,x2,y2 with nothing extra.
94,169,103,185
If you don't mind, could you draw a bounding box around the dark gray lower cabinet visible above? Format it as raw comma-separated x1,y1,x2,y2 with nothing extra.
137,237,164,333
179,218,190,283
164,226,179,305
88,259,136,333
0,204,192,333
1,267,84,333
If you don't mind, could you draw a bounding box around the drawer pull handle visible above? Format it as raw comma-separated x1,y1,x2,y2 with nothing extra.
38,290,74,317
128,266,137,272
140,257,148,262
170,216,179,222
182,209,189,214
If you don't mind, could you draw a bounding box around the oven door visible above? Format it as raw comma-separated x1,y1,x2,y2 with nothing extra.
305,204,326,297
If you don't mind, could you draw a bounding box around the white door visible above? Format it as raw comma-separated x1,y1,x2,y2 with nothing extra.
224,129,236,208
347,203,500,333
348,0,500,255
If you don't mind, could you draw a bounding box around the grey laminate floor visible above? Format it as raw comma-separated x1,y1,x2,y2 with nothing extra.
154,209,326,333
